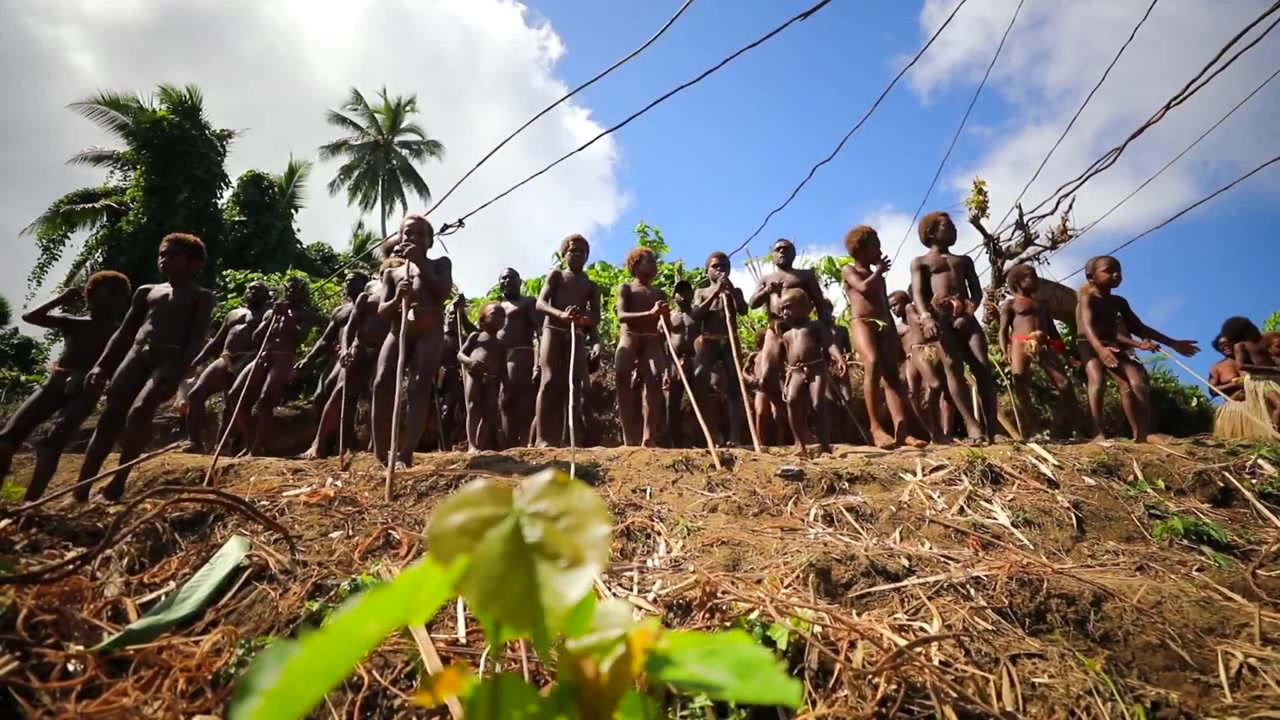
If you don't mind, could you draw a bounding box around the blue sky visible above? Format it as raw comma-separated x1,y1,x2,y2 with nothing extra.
4,0,1277,389
520,0,1280,385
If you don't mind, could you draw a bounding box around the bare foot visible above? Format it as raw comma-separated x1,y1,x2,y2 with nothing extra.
991,434,1012,444
298,446,323,460
100,477,126,503
871,430,897,450
1091,434,1108,444
901,435,929,449
467,445,480,454
793,442,809,457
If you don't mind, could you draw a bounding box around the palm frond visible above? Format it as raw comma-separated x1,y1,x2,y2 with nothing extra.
156,82,206,112
391,153,432,204
66,146,130,170
276,156,313,214
323,109,369,139
395,136,446,162
67,90,146,140
20,187,129,238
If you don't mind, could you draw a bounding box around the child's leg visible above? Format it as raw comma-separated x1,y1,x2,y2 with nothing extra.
481,379,501,450
101,366,184,501
1116,356,1151,442
913,355,948,441
185,359,231,450
76,348,152,500
1008,340,1038,438
666,360,687,447
25,386,101,502
639,337,667,447
1040,351,1083,437
534,328,566,448
784,371,814,452
248,355,294,456
614,339,641,446
401,334,443,464
1083,357,1109,441
371,332,401,464
463,373,482,451
936,329,985,441
0,378,67,479
959,320,1003,441
875,326,927,447
808,372,831,452
850,320,894,447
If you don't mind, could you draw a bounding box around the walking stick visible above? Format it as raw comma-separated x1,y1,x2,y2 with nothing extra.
723,302,763,453
204,315,279,486
385,264,413,502
660,318,723,470
337,356,351,470
568,325,578,479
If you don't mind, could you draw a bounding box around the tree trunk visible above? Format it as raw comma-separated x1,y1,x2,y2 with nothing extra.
380,196,388,241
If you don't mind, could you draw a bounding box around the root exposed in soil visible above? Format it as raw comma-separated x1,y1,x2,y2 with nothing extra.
2,439,1279,718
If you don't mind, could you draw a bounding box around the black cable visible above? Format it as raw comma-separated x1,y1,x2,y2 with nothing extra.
726,0,972,259
888,0,1025,265
990,0,1160,236
442,0,834,229
1060,152,1280,282
423,0,697,218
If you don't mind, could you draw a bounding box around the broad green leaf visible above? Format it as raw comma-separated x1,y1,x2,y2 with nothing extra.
428,470,612,647
766,622,791,652
647,630,803,708
562,590,599,640
94,534,251,652
465,672,553,719
614,690,660,720
230,555,464,720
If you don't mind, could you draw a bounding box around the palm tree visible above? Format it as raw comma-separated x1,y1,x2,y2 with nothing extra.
275,155,312,217
348,219,380,259
319,87,445,239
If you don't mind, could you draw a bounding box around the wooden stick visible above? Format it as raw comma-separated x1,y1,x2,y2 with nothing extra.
385,265,413,502
18,442,185,513
660,320,722,470
337,360,351,471
204,315,279,486
568,327,578,479
724,302,763,453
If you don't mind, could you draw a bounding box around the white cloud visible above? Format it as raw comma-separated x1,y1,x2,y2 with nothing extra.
907,0,1280,281
1,0,627,327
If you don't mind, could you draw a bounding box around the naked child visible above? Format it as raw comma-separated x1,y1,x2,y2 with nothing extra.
459,302,508,452
438,294,476,448
909,211,999,442
533,234,600,448
749,239,839,446
997,264,1082,439
183,281,270,451
373,214,453,467
615,247,669,447
776,289,846,455
0,273,131,501
75,234,215,502
691,252,747,446
666,280,699,447
496,268,539,448
296,272,369,421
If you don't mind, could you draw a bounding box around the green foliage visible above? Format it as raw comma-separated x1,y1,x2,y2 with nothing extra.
231,470,803,719
1264,311,1279,333
23,84,233,296
220,164,312,276
319,86,446,238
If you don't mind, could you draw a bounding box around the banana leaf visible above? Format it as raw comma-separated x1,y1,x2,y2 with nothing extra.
93,534,252,652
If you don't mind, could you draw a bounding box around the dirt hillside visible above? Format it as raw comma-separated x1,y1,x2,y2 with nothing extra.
2,439,1279,718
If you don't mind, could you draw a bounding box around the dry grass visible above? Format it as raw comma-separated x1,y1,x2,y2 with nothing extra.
1,438,1279,718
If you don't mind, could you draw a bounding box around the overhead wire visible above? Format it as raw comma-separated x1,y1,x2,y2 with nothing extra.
439,0,834,232
422,0,697,218
989,0,1160,236
1016,0,1280,229
301,0,699,302
1059,152,1280,282
976,62,1280,279
888,0,1025,265
726,0,973,259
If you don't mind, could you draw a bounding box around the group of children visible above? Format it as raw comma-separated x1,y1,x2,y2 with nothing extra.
0,209,1264,505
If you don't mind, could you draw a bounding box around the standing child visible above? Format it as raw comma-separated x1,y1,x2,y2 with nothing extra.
615,247,669,447
75,234,215,501
665,280,698,447
776,289,846,455
533,234,600,448
458,302,508,452
182,281,270,451
842,226,928,449
997,263,1082,439
1076,255,1199,443
0,273,131,501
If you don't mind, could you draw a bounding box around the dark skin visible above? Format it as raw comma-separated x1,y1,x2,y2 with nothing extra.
459,305,509,452
227,280,317,456
297,274,367,417
997,269,1082,439
183,282,270,451
1264,332,1280,365
842,235,927,449
616,252,670,447
1077,257,1199,443
691,254,747,447
749,240,839,445
303,279,391,458
777,291,846,455
1209,338,1245,402
667,284,698,447
909,213,996,442
374,216,453,467
439,295,477,449
497,268,540,448
0,282,131,501
533,237,601,448
76,242,215,502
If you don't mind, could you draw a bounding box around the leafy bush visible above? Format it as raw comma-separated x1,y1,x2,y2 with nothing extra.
1264,311,1279,333
231,469,802,719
